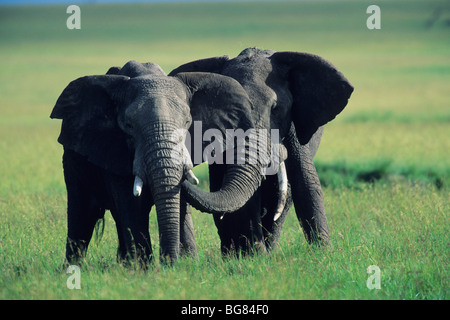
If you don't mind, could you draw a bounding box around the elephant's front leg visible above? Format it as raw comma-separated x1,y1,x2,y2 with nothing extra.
285,125,330,245
107,174,153,265
213,208,266,257
111,208,153,266
261,176,293,251
179,196,198,258
208,163,233,255
245,192,267,255
65,191,105,264
63,150,106,264
209,162,266,256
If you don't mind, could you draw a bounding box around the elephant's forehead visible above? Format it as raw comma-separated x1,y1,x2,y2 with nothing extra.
225,55,273,83
131,76,183,92
238,47,275,59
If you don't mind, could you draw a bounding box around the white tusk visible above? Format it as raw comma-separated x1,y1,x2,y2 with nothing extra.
186,169,199,185
133,176,143,197
274,161,288,222
182,143,199,185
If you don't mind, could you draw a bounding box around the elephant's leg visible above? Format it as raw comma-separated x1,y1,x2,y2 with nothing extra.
63,151,105,264
210,162,266,256
107,174,153,265
137,205,153,262
65,194,104,264
261,176,293,251
110,214,133,262
209,162,244,256
285,125,330,245
179,196,198,258
214,209,254,257
110,207,153,265
208,163,233,255
112,213,152,265
244,192,267,255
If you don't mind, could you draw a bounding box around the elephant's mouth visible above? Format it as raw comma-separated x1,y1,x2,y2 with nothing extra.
132,142,199,197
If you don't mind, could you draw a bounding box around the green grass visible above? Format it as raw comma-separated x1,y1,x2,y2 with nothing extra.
1,183,447,299
0,0,449,300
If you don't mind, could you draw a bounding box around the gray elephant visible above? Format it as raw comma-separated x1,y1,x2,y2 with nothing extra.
51,60,268,265
171,48,354,255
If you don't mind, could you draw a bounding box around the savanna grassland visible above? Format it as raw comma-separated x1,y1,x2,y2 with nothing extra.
0,0,448,300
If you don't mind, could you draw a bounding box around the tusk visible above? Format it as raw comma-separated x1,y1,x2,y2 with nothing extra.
185,169,199,185
182,143,199,185
133,176,143,197
274,161,288,222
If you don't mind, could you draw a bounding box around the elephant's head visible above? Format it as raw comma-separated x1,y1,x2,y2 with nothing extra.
51,60,263,263
171,48,354,145
170,48,354,219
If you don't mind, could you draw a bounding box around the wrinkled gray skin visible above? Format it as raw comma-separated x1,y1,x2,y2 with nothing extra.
170,48,354,254
51,60,264,264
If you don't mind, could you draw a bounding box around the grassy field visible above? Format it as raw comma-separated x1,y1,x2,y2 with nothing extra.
0,0,448,300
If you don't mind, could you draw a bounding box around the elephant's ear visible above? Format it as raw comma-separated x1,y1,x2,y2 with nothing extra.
175,72,254,160
168,56,229,76
271,52,354,145
50,75,133,176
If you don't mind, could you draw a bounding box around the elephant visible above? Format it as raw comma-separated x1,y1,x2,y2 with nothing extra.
170,48,354,255
51,60,269,265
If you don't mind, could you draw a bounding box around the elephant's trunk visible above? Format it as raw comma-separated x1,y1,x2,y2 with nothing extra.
139,122,185,263
181,139,268,215
151,179,181,263
181,163,263,215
